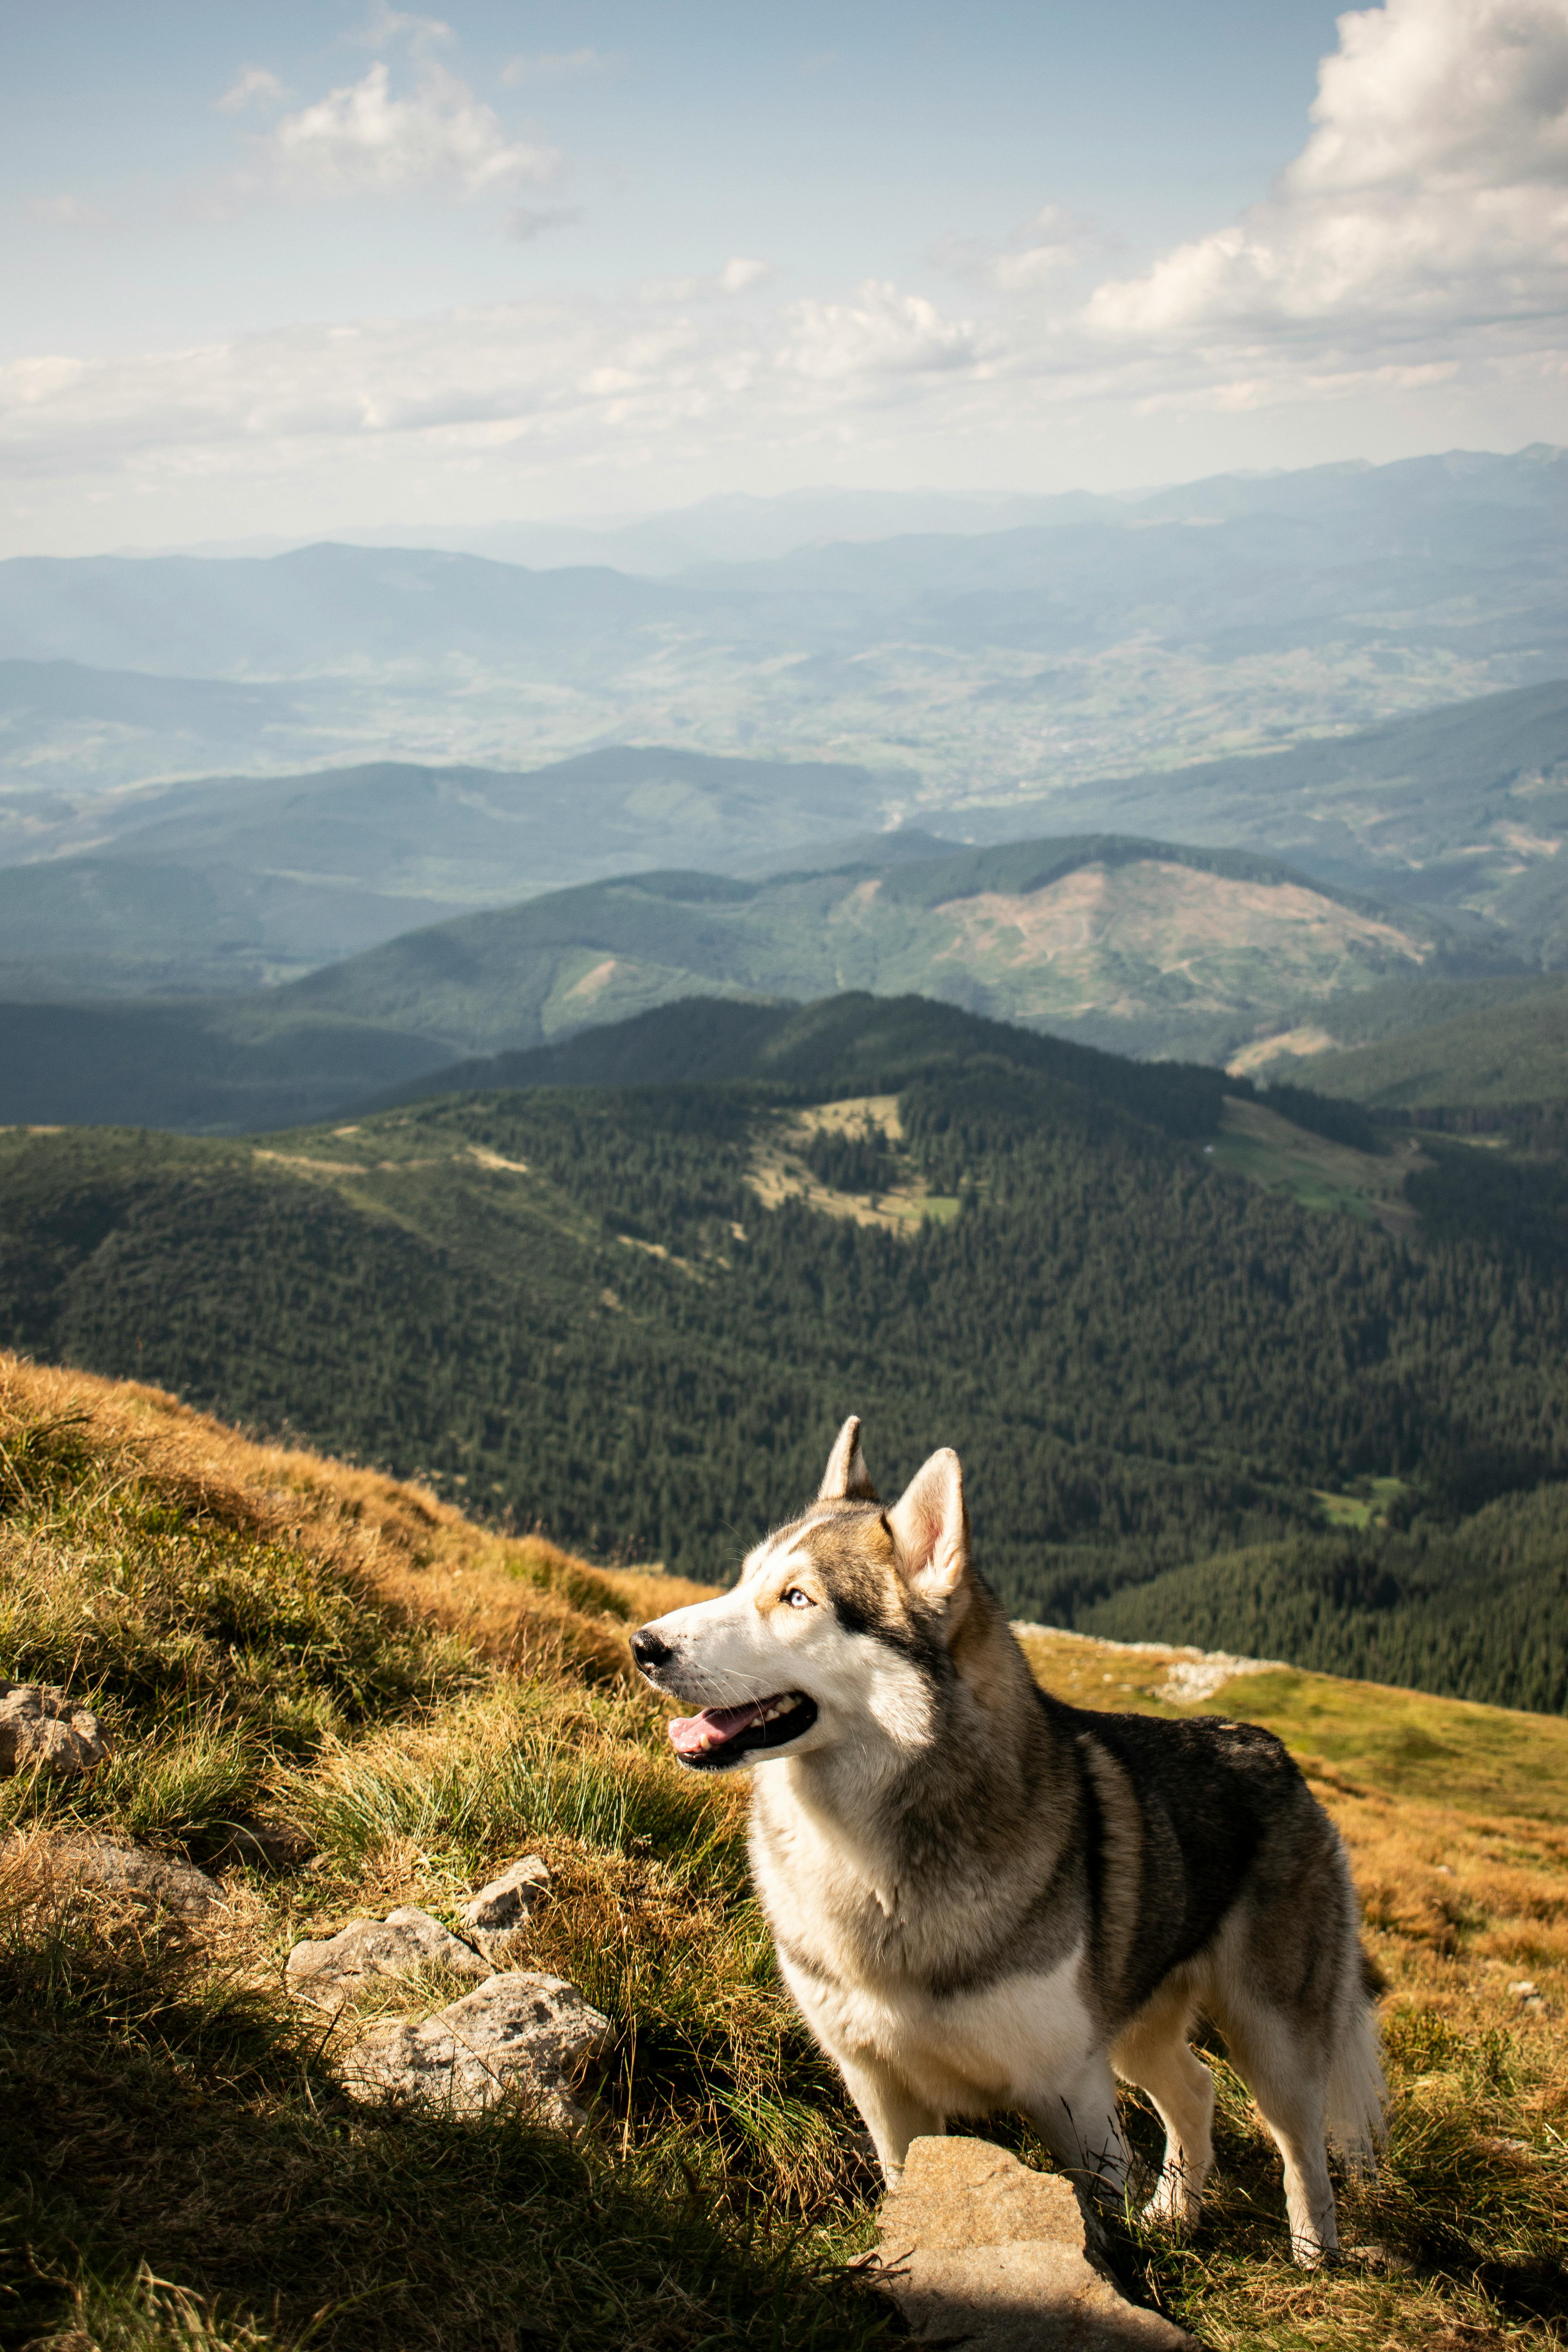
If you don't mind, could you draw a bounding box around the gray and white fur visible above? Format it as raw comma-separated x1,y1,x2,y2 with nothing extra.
631,1419,1385,2263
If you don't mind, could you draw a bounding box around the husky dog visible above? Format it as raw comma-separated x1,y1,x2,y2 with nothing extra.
630,1419,1385,2264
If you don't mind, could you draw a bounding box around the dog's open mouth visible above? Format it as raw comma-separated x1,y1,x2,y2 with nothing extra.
667,1691,818,1770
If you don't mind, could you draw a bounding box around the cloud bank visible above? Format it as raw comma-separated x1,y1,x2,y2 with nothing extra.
1089,0,1568,345
6,0,1567,539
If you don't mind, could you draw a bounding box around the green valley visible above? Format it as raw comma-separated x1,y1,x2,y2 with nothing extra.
4,991,1566,1715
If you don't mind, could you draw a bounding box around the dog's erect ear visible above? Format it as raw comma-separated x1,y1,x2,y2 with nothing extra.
818,1415,879,1503
888,1448,968,1603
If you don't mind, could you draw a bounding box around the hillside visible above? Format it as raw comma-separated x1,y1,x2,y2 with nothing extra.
280,833,1442,1059
0,748,898,997
4,993,1566,1710
1046,676,1568,959
0,831,1460,1131
4,1355,1567,2351
1261,977,1568,1111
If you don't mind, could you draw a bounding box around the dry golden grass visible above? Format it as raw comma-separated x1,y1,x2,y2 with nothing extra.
4,1349,1568,2349
0,1352,709,1688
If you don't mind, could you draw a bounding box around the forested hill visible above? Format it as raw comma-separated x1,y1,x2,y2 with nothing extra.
368,989,1240,1139
4,991,1567,1715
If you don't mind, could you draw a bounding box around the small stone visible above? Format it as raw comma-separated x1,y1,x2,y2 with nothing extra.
870,2136,1195,2351
342,1971,609,2123
211,1817,315,1874
0,1683,111,1777
286,1906,490,2007
44,1838,224,1917
459,1856,549,1956
1346,2240,1416,2275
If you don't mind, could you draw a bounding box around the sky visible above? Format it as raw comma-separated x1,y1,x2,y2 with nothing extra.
3,0,1567,553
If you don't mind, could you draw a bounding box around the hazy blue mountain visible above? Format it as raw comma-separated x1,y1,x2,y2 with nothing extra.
0,544,692,678
146,446,1566,575
0,748,900,993
0,855,468,998
3,448,1563,808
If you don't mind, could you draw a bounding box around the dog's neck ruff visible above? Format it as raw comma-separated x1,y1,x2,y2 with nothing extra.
669,1690,818,1771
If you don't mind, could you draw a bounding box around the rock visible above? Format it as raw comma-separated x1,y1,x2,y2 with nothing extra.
286,1905,491,2007
0,1683,111,1777
342,1971,609,2124
43,1838,224,1917
210,1816,315,1874
870,2136,1196,2351
459,1855,549,1956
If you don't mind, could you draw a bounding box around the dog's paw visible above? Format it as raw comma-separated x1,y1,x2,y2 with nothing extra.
1141,2168,1203,2234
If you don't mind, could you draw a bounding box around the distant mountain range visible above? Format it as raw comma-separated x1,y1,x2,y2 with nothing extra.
0,677,1560,1004
0,446,1563,1137
3,446,1564,804
0,748,897,995
0,828,1470,1131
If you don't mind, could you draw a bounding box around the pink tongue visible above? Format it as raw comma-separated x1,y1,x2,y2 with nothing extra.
669,1699,769,1757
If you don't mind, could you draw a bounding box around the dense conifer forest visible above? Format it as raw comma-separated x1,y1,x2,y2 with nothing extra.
3,992,1566,1711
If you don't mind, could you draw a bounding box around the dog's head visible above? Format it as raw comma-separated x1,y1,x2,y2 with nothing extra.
630,1417,971,1772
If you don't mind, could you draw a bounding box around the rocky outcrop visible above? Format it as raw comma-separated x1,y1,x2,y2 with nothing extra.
458,1855,549,1957
0,1683,111,1776
285,1906,491,2007
871,2137,1196,2351
342,1972,609,2124
40,1838,224,1917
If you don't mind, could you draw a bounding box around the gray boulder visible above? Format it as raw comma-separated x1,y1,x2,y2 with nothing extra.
43,1838,223,1917
343,1971,609,2125
871,2136,1196,2350
459,1855,549,1956
286,1905,491,2007
0,1683,111,1777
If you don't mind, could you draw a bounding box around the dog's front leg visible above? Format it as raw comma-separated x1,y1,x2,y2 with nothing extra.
1026,2054,1132,2214
835,2047,945,2188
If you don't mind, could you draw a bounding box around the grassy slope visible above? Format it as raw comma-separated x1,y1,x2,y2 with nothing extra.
1207,1098,1428,1233
4,1358,1568,2352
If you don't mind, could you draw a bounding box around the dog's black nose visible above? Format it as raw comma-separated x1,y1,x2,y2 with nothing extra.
631,1626,672,1670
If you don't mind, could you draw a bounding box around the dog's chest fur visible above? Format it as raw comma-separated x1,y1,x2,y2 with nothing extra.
748,1761,1096,2108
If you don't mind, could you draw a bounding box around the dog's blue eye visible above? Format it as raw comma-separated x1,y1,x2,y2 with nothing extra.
782,1587,813,1609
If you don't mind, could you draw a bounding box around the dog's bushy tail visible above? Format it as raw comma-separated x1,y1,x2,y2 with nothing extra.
1327,1898,1388,2176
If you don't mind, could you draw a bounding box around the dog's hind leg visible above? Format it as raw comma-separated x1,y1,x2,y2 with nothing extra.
1025,2053,1132,2214
835,2050,944,2188
1112,1991,1215,2232
1220,2008,1339,2265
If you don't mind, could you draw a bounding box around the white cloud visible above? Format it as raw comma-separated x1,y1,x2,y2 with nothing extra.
355,6,454,54
930,206,1088,292
499,48,625,85
503,205,585,242
780,281,990,381
263,60,559,198
216,65,289,114
638,256,775,302
1089,0,1568,340
0,273,996,501
25,194,113,229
